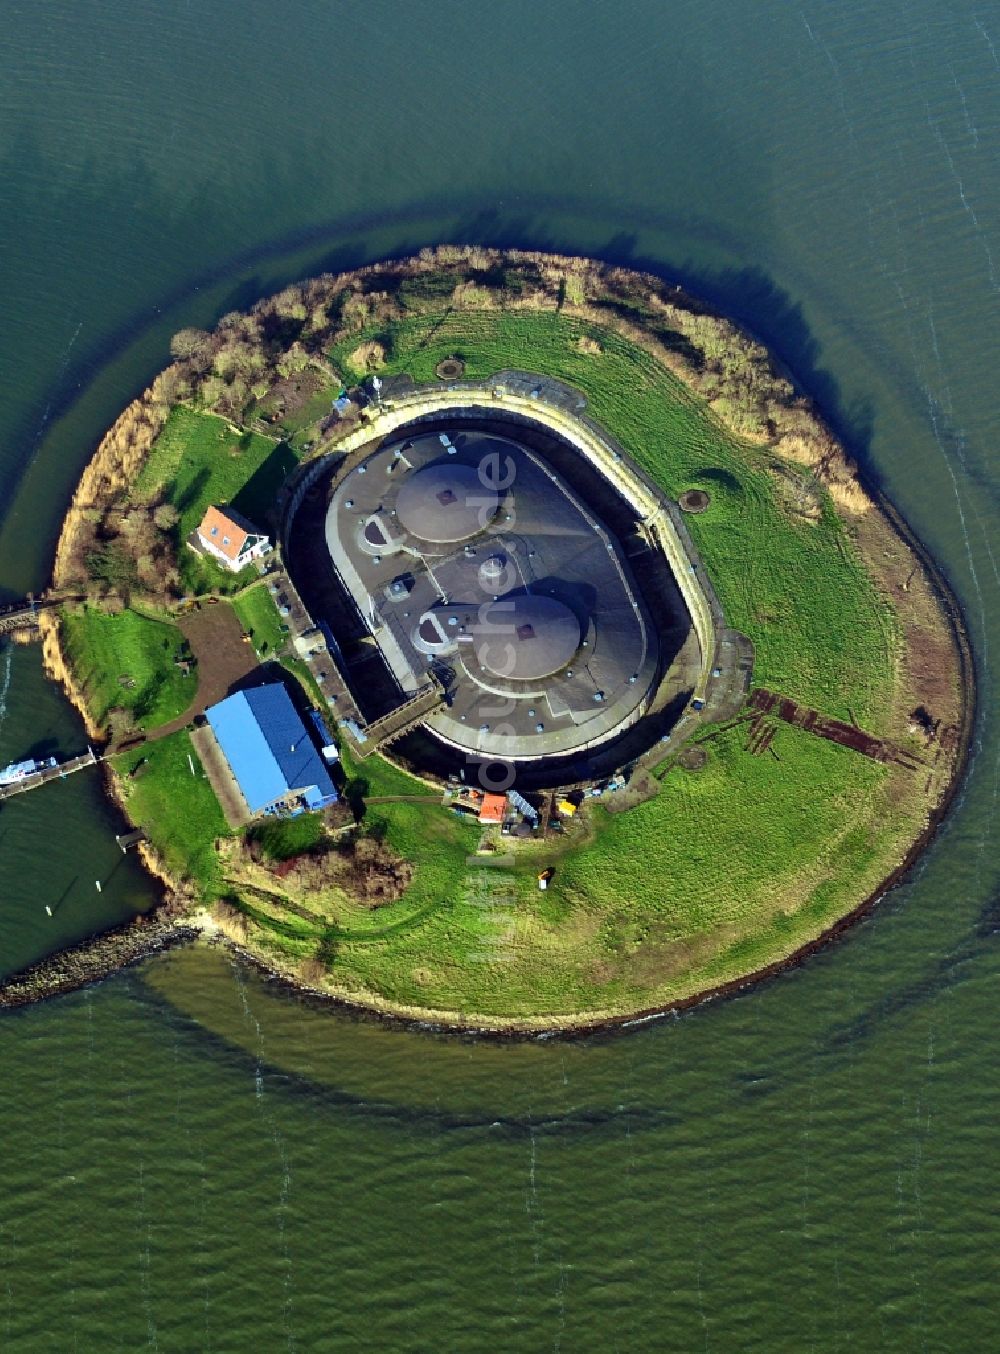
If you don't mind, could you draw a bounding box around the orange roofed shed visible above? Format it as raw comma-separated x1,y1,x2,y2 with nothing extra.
478,793,507,824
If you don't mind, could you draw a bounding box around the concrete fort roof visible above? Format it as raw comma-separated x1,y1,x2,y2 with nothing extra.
323,425,665,762
474,593,581,682
394,460,499,543
206,683,337,814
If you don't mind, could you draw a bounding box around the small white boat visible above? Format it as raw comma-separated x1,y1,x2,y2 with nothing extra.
0,755,58,786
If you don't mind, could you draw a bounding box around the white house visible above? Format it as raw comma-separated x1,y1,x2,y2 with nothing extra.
194,505,271,572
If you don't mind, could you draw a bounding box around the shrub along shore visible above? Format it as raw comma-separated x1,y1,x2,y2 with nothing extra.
11,248,972,1031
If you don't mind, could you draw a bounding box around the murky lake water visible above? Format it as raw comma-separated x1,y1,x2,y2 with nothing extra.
1,1,999,1347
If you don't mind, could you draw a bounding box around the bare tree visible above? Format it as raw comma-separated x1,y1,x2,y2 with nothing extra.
169,328,213,363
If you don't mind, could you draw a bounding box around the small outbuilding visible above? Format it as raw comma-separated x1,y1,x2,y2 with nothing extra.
478,793,507,825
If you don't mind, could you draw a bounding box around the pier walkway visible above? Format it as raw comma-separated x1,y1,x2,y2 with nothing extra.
0,594,83,639
347,682,444,759
0,747,100,801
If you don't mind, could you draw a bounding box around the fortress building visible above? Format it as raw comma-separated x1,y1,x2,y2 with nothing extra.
324,428,661,764
280,374,750,785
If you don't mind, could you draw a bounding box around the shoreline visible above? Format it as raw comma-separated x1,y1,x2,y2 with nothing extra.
0,915,200,1012
2,512,973,1034
4,677,975,1039
6,247,975,1034
0,664,972,1034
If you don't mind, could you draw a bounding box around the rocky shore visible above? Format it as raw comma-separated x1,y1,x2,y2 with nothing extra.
0,914,199,1011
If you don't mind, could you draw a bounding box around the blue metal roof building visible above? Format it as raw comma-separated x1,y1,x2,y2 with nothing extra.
206,683,338,816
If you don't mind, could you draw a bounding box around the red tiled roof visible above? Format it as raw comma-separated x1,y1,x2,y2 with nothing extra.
478,793,506,824
197,505,251,562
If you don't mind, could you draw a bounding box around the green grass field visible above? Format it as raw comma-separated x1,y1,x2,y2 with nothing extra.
251,306,917,1018
83,300,936,1024
134,406,297,593
60,606,194,731
248,815,325,861
232,583,287,658
113,732,231,896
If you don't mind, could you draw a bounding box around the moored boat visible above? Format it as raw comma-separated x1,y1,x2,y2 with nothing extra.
0,756,58,786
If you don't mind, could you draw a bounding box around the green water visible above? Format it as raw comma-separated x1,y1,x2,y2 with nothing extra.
2,0,999,1346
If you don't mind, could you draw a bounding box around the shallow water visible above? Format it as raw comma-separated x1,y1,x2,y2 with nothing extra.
1,0,999,1347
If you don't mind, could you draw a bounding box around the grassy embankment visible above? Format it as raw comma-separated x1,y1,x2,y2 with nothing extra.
59,606,194,731
253,308,918,1019
131,405,297,594
80,301,942,1024
116,735,231,896
231,585,286,658
98,396,477,924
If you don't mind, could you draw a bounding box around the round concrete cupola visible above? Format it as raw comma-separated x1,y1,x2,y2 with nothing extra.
412,608,461,656
474,593,581,682
395,462,498,544
478,552,510,590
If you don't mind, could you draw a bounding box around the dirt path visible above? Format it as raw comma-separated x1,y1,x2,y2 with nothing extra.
365,795,441,804
147,602,260,740
190,724,251,828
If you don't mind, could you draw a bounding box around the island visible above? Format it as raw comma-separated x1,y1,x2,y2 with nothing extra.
2,248,972,1031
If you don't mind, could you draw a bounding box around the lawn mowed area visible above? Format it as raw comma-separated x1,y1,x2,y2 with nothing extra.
232,583,287,658
60,605,194,730
302,308,913,1017
134,406,297,593
319,722,925,1022
113,731,231,896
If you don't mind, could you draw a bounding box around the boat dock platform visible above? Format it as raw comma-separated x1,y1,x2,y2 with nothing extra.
0,592,82,640
0,747,101,801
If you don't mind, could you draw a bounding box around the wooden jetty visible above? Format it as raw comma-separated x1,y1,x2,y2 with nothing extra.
0,592,83,639
0,746,100,801
115,828,148,853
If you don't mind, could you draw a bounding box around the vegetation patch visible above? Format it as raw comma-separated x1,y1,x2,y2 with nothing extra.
112,732,231,897
46,249,968,1029
238,831,414,909
133,407,296,594
60,605,194,733
232,584,287,659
